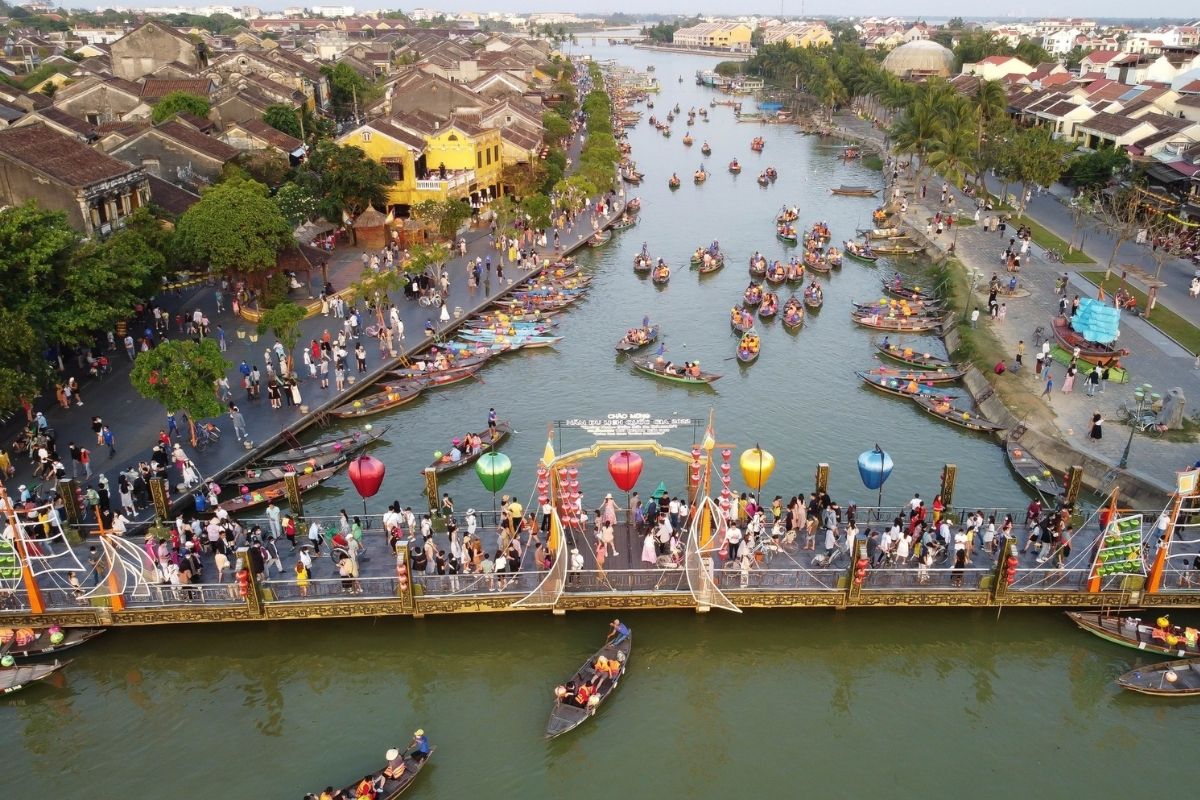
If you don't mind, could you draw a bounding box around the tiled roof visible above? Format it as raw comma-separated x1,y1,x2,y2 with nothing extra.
237,118,304,152
146,173,200,216
137,119,238,162
140,78,212,100
365,119,426,150
1080,112,1149,135
1084,49,1122,64
500,126,540,150
35,106,98,138
0,123,138,187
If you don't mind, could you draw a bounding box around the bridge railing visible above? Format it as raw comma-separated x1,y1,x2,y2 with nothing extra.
862,567,992,591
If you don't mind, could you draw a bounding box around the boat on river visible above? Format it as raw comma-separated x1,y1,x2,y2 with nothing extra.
872,242,924,256
0,627,103,659
856,370,943,398
748,255,767,277
426,422,511,475
750,137,764,152
610,214,636,232
861,365,964,384
826,247,843,268
693,168,707,184
758,293,779,320
803,284,824,310
1004,428,1060,500
633,254,654,273
326,740,435,799
736,330,761,364
459,332,561,349
851,309,944,332
257,427,389,465
852,300,944,319
631,358,720,387
651,263,671,285
1051,317,1130,363
728,160,741,174
766,262,787,284
330,381,425,418
1069,611,1200,657
546,631,632,739
831,185,879,197
844,240,879,263
1117,658,1200,697
615,324,660,353
911,395,1005,433
217,466,338,514
782,297,804,330
701,143,711,155
776,225,797,244
882,279,936,302
730,306,754,333
237,446,355,489
1,660,68,696
743,282,764,307
589,231,612,248
859,227,907,239
668,175,680,190
875,341,956,370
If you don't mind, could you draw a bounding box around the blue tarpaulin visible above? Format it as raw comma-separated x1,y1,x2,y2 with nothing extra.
1070,298,1120,344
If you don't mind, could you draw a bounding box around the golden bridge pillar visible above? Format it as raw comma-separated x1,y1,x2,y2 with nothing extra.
234,547,264,617
395,542,416,616
815,463,829,496
1147,469,1199,594
149,476,171,521
58,479,82,527
940,464,957,511
846,539,867,604
1063,466,1085,506
422,468,439,517
992,538,1017,602
283,473,304,521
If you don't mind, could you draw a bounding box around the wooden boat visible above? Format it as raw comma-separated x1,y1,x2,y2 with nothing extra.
698,256,724,275
615,324,660,353
1067,612,1200,659
0,627,103,659
1,660,68,695
856,370,943,398
330,382,424,419
693,169,707,184
217,466,337,514
757,294,779,320
1052,317,1130,362
911,395,1005,433
786,262,805,283
427,422,511,475
387,351,497,377
776,209,800,224
776,228,797,244
258,427,389,465
1005,430,1061,499
872,242,924,256
546,632,633,738
633,254,654,273
736,330,760,364
682,134,693,146
701,143,711,155
237,447,352,489
861,365,964,384
844,240,879,263
765,263,787,284
782,299,804,330
804,252,830,274
1117,658,1200,696
729,307,755,333
807,224,831,242
803,286,824,310
743,283,764,307
882,280,936,302
631,358,720,386
589,231,612,247
831,185,879,197
626,198,642,215
875,341,955,370
826,248,843,268
750,137,764,152
328,742,436,799
610,215,636,231
668,176,680,190
757,173,770,187
747,256,767,277
651,264,670,285
851,310,944,332
461,321,555,338
852,301,943,319
621,169,642,186
859,227,907,240
728,161,742,174
459,332,561,348
765,167,778,182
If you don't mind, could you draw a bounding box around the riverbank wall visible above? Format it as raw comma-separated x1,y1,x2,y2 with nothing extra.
632,43,749,60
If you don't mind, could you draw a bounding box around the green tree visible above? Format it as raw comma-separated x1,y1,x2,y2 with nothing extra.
405,241,452,277
0,308,44,412
274,182,320,227
521,194,552,230
256,300,306,373
1063,148,1128,190
151,91,211,123
551,175,596,211
263,104,303,139
175,177,293,279
1011,126,1071,214
542,109,571,141
320,62,370,115
227,150,290,188
307,141,389,220
411,199,472,240
130,339,231,445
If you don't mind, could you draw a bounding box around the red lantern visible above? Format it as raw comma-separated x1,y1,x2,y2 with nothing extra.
608,450,643,492
348,454,386,498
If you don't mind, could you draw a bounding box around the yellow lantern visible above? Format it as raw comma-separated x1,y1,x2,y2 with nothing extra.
739,446,776,491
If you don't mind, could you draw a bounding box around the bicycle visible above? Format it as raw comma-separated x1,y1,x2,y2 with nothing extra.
194,422,222,451
1045,249,1063,263
1117,402,1164,437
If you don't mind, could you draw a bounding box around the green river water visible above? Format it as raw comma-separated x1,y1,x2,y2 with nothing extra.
3,38,1194,800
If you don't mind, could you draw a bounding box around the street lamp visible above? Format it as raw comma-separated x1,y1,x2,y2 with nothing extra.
1118,383,1154,469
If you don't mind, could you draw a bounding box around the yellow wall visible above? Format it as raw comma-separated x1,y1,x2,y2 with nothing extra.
337,126,418,207
706,24,752,48
425,125,504,190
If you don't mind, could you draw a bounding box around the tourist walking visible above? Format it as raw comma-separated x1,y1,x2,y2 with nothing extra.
102,425,116,458
1041,373,1054,400
1089,412,1103,440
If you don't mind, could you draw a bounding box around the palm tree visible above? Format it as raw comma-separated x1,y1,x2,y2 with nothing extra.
890,96,945,181
926,125,978,189
969,78,1007,191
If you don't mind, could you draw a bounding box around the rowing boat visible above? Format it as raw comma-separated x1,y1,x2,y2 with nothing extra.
237,447,353,488
861,365,964,384
426,422,511,475
844,240,879,263
858,227,906,239
217,466,338,514
458,332,562,348
0,627,103,659
911,395,1005,433
546,632,633,739
728,161,742,174
743,283,764,306
1117,657,1200,696
831,185,878,197
874,342,954,370
851,310,944,331
872,242,924,256
730,307,754,333
695,254,724,273
633,254,654,273
651,264,670,285
758,294,778,320
257,427,389,465
330,382,425,418
804,251,830,274
852,301,944,319
615,324,660,353
1,660,68,695
776,229,797,244
766,264,787,284
747,257,767,277
737,330,760,364
803,286,824,310
589,231,612,247
782,298,804,331
882,280,936,302
327,742,436,799
1067,612,1200,659
1005,429,1060,500
786,262,805,283
856,370,943,397
631,358,720,386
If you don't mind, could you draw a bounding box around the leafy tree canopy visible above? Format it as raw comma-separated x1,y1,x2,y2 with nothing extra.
151,91,211,124
130,339,231,428
307,141,389,219
175,177,293,276
263,104,303,139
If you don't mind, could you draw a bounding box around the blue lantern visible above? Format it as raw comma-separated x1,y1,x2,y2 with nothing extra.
857,445,893,506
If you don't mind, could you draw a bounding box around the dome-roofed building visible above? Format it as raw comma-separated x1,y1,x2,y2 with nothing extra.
881,40,956,80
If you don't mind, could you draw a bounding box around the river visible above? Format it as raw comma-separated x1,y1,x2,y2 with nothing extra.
5,39,1193,800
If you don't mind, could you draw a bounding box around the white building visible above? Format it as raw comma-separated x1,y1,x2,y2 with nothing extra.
310,5,354,17
1042,28,1081,57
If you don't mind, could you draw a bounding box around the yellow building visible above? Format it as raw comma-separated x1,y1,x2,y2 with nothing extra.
762,23,835,49
672,22,753,51
337,114,504,215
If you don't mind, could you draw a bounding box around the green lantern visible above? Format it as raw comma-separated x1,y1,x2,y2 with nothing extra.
475,452,513,493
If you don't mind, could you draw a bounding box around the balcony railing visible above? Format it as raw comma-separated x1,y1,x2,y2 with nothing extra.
415,169,476,193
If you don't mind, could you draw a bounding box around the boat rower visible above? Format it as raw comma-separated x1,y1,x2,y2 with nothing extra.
410,729,431,763
607,618,630,646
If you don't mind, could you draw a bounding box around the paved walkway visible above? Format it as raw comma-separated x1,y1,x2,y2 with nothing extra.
1,129,625,533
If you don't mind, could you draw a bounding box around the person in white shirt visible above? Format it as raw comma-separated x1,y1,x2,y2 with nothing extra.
725,525,743,562
909,493,922,513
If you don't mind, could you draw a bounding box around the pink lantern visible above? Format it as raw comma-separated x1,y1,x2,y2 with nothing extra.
607,450,644,493
347,454,386,499
567,467,578,478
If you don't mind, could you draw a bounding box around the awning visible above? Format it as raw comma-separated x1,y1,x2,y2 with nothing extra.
1142,161,1187,185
